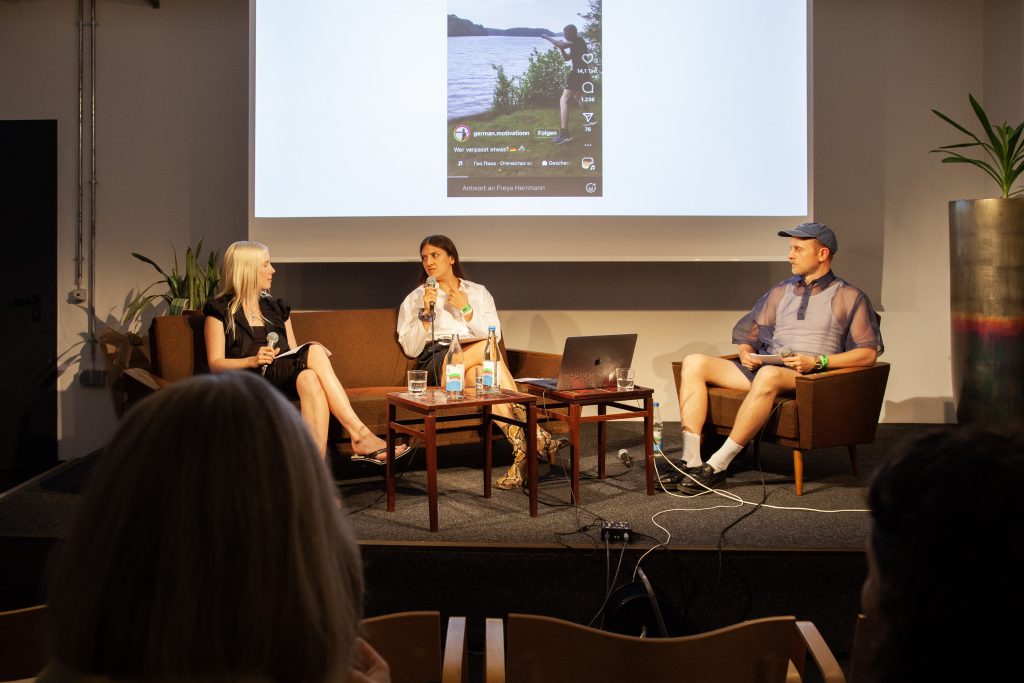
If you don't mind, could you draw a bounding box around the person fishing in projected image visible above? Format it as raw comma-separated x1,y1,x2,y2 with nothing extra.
542,23,588,145
204,241,409,466
397,235,567,490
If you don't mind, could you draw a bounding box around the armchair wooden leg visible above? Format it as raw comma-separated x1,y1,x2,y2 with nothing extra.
848,444,859,476
792,449,804,496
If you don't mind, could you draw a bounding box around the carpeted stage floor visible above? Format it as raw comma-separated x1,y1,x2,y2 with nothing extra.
338,421,907,549
0,422,921,548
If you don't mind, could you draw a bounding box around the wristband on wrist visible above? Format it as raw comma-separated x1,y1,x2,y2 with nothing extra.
461,304,473,314
821,354,829,370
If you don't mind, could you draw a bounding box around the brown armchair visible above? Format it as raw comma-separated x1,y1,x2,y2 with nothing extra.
671,358,890,495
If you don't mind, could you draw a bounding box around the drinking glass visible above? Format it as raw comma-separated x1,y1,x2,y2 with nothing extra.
407,370,428,395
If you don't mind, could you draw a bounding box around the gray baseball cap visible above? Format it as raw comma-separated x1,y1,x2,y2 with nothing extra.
778,222,838,253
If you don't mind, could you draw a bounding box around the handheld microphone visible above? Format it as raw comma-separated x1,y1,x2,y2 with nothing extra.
261,332,279,377
779,346,794,358
425,276,438,314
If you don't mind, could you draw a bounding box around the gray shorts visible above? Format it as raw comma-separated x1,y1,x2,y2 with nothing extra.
732,358,757,383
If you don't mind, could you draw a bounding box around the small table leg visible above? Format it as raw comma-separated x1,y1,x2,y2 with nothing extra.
644,395,654,495
483,404,493,499
386,401,397,512
597,403,607,479
425,413,439,532
528,402,538,517
569,403,582,504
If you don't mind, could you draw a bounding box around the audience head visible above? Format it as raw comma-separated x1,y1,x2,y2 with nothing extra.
864,426,1024,681
47,372,364,683
418,234,466,283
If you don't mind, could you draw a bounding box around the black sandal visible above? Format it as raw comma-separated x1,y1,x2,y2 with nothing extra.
350,444,410,465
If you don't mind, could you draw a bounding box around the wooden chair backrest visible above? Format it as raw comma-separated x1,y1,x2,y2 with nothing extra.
362,611,441,683
0,604,50,681
362,611,467,683
505,613,805,683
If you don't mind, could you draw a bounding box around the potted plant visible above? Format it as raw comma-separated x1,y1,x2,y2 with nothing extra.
132,239,221,315
931,95,1024,424
101,240,221,416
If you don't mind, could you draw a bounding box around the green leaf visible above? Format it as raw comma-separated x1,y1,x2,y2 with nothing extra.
132,252,171,280
932,142,983,151
969,94,1004,153
939,153,1002,185
169,297,188,316
932,108,983,145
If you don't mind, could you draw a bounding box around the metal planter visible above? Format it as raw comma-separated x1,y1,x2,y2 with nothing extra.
949,197,1024,424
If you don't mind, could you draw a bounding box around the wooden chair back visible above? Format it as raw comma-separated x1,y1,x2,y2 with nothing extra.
487,613,845,683
0,604,50,682
362,611,466,683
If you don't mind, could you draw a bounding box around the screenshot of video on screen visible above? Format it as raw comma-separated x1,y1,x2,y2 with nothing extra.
447,1,602,198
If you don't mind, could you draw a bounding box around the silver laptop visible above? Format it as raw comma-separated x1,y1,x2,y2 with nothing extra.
526,334,638,391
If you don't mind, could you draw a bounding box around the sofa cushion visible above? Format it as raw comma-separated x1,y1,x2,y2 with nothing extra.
290,310,413,388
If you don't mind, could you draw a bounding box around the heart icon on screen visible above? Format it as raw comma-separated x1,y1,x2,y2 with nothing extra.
582,53,594,64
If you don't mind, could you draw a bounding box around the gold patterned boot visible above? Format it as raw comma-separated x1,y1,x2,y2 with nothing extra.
511,403,568,464
495,415,527,490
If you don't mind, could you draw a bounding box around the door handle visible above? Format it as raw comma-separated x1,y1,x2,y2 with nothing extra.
9,293,41,322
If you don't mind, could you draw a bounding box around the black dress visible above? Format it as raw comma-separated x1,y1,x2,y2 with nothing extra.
203,294,310,399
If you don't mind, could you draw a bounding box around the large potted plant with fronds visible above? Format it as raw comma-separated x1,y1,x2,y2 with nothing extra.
932,94,1024,424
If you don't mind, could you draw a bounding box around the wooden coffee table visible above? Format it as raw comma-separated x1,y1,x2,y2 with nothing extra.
385,387,538,532
519,384,656,500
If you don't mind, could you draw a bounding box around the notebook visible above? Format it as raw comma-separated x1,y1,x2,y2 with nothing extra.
521,334,638,391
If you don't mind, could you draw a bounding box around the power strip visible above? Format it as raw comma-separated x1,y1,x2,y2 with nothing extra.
601,521,633,543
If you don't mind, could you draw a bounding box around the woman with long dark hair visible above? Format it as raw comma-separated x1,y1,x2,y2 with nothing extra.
397,235,565,489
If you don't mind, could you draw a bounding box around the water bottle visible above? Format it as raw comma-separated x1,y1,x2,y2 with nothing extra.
481,325,499,394
445,334,465,399
653,401,664,452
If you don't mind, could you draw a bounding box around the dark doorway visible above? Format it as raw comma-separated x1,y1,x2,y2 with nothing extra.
0,120,59,472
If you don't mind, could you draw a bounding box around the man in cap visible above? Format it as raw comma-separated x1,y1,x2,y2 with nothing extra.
670,223,883,492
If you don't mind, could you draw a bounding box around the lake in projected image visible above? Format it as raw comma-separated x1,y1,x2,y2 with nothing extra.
447,36,553,119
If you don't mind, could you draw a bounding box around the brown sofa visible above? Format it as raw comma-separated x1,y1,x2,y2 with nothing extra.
125,309,561,454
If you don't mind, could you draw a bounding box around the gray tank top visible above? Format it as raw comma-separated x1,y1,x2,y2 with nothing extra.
769,281,845,356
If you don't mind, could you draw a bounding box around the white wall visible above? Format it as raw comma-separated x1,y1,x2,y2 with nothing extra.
2,0,1020,458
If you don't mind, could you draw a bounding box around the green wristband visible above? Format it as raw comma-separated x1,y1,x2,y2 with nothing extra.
461,304,473,314
821,354,829,370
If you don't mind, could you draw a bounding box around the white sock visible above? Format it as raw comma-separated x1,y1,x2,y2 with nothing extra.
706,438,745,473
681,432,702,468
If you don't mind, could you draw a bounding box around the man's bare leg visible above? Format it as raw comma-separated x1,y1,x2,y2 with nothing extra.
680,364,797,490
677,354,751,467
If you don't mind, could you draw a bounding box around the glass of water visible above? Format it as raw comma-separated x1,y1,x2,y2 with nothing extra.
407,370,428,395
615,367,635,391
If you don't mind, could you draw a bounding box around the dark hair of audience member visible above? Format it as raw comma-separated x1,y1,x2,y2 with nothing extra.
865,426,1024,682
418,234,467,283
45,372,364,683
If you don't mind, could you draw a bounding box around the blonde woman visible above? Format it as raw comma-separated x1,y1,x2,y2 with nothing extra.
204,241,408,464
